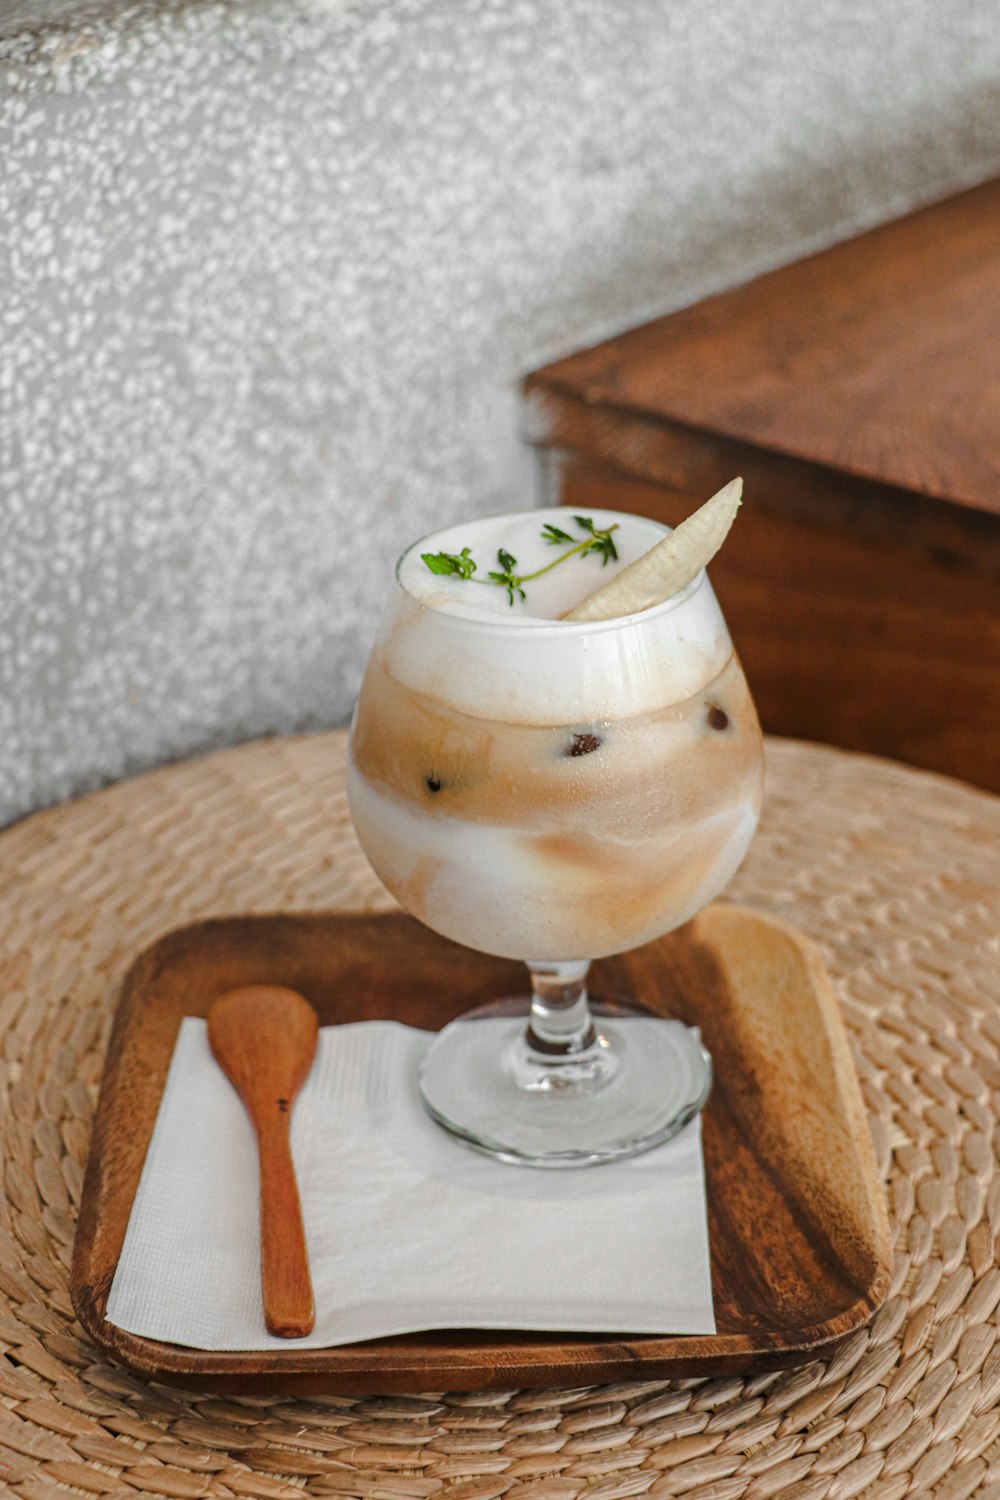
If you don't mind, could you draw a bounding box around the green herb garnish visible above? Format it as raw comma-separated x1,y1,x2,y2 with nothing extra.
540,522,575,545
420,546,477,580
488,548,525,605
421,517,619,607
573,515,619,565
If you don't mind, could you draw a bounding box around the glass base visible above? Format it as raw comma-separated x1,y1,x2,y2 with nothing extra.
417,997,712,1168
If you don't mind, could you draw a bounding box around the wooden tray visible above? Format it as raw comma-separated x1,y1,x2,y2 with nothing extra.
71,903,891,1394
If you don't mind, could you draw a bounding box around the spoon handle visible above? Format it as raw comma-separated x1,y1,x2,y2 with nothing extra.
256,1116,315,1338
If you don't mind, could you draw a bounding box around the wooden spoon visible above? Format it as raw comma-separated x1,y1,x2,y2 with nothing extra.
208,985,319,1338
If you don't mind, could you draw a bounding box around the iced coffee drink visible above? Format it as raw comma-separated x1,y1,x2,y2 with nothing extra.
348,502,764,1165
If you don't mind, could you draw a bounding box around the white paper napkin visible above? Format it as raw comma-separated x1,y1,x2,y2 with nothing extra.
106,1018,715,1349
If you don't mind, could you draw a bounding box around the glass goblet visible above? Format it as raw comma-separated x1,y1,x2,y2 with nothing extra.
347,518,764,1166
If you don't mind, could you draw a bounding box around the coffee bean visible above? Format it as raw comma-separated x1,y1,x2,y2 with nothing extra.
565,732,602,757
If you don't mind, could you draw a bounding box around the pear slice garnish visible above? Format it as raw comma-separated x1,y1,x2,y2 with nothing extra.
562,478,742,622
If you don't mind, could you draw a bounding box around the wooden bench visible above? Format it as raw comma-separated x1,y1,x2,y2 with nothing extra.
525,178,1000,792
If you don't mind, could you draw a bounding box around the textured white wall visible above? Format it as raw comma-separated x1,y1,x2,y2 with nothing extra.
2,0,1000,824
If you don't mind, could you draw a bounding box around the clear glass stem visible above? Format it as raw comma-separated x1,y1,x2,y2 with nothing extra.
525,959,595,1056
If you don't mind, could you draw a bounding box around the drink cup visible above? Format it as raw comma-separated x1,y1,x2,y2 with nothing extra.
348,508,764,1165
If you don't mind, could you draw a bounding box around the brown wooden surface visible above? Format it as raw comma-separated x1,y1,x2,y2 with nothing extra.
71,903,891,1395
525,178,1000,792
530,177,1000,515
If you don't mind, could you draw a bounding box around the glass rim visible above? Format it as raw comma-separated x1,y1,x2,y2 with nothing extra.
393,507,707,637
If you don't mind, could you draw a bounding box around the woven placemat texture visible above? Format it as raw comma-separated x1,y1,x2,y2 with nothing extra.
1,732,999,1499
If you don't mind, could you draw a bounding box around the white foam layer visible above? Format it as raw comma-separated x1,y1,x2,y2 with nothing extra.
385,507,732,723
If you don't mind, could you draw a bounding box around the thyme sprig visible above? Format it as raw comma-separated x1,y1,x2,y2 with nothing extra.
421,516,619,607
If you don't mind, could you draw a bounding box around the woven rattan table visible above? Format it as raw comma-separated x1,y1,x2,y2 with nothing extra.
2,731,999,1499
